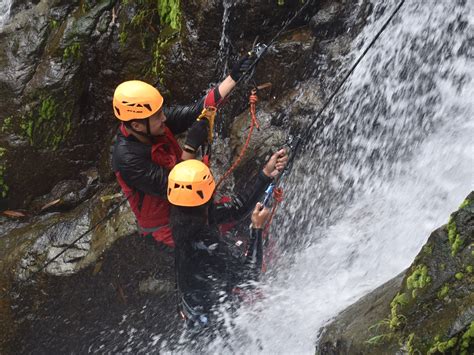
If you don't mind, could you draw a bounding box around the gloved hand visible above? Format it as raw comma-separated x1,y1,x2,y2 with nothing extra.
184,119,209,152
230,53,255,82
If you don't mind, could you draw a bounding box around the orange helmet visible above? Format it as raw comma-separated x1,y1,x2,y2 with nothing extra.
113,80,164,121
168,160,216,207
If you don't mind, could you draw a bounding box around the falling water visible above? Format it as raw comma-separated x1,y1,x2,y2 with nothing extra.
0,0,12,28
215,0,233,79
200,0,473,353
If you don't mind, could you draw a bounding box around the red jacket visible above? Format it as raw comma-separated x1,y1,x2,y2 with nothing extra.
112,88,223,246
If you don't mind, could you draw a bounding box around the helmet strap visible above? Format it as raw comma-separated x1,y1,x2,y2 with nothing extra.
127,118,157,143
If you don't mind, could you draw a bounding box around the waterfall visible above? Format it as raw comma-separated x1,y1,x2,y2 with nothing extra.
202,0,474,353
216,0,233,79
0,0,13,28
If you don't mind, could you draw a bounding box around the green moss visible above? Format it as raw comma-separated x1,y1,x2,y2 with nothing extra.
407,264,431,297
458,199,471,209
439,263,446,271
81,0,92,13
455,272,464,280
63,42,82,61
460,322,474,355
277,0,285,5
428,336,458,354
365,333,392,346
437,284,449,299
0,147,8,198
389,292,408,330
118,30,128,47
447,216,465,256
19,95,72,149
50,19,59,30
466,265,473,273
2,116,13,133
405,333,421,355
118,0,181,79
422,243,433,255
158,0,181,30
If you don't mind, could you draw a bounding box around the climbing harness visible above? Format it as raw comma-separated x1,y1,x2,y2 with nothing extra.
196,106,217,165
197,106,218,144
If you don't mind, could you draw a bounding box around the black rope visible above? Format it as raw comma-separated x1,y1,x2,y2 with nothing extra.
219,0,313,105
302,0,405,148
287,0,406,169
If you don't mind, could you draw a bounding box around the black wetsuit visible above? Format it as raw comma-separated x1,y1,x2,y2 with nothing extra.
173,171,273,327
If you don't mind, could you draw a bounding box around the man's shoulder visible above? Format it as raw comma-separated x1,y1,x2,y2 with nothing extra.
112,132,150,169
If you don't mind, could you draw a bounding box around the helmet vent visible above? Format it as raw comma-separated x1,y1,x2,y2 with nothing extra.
174,183,180,188
186,185,192,190
196,190,204,199
114,107,121,116
168,188,171,195
144,104,152,111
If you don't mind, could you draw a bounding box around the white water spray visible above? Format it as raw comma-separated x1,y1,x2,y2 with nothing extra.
216,0,233,79
0,0,12,28
204,0,474,353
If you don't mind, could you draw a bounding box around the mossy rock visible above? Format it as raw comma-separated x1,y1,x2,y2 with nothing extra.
317,192,474,354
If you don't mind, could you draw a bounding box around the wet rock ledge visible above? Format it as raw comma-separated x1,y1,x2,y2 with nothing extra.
317,192,474,354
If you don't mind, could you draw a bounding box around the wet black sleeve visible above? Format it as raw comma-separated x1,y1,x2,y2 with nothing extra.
209,171,273,226
164,98,205,135
118,149,168,197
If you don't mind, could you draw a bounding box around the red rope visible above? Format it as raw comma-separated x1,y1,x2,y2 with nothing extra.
216,90,259,191
261,187,284,272
263,187,284,239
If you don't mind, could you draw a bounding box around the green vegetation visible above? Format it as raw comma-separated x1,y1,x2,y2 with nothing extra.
0,147,8,198
118,0,182,78
455,272,464,280
460,322,474,355
2,116,13,133
447,216,464,256
50,19,59,30
437,284,449,299
405,333,421,355
406,264,431,298
19,95,72,149
458,199,470,209
365,333,392,346
389,292,408,330
158,0,181,30
428,336,458,354
466,265,473,273
63,42,82,61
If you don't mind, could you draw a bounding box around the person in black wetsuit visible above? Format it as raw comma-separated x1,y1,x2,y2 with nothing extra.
167,152,287,328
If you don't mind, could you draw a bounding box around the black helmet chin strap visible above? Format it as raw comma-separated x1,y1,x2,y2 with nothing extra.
128,118,158,142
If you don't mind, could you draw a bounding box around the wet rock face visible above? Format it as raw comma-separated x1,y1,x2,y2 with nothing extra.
317,192,474,355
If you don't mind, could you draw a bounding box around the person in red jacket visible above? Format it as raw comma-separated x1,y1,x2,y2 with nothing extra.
111,56,255,247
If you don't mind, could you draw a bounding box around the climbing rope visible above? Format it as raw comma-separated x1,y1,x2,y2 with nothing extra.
259,0,407,239
263,187,284,239
215,89,260,190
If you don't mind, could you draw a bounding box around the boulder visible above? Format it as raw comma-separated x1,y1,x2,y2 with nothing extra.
317,192,474,354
